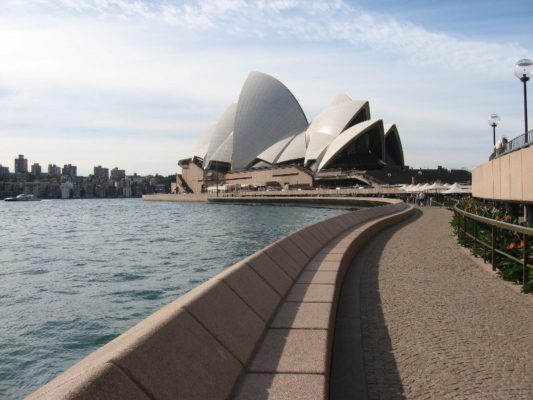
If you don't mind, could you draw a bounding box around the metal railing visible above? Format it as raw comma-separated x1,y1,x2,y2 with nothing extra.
453,206,532,289
495,130,533,158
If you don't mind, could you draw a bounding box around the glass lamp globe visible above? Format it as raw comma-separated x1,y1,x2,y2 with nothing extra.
488,113,500,127
514,58,533,81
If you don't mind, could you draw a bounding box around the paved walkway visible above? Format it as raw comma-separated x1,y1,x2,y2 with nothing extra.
332,207,533,400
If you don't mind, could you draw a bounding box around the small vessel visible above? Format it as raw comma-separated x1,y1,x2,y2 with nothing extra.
4,194,41,202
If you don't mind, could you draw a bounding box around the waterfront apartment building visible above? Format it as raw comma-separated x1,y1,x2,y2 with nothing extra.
0,165,10,181
31,163,42,176
14,154,28,174
48,164,61,176
110,167,126,180
94,165,109,180
62,164,77,178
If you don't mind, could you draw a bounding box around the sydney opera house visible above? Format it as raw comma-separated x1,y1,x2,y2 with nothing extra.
177,72,405,193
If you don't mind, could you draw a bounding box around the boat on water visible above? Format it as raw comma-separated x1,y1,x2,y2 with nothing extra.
4,194,41,202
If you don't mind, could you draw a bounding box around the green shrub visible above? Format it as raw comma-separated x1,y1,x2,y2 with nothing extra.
451,199,532,293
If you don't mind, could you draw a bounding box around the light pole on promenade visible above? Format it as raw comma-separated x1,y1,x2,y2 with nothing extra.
488,113,500,146
514,58,533,143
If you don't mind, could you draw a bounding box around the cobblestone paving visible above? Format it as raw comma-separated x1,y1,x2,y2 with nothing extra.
358,207,533,400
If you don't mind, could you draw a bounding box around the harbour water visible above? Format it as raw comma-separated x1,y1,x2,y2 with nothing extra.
0,199,346,399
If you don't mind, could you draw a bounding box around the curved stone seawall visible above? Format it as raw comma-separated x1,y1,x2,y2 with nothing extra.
28,201,414,400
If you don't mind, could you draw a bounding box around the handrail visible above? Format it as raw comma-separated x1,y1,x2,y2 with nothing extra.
453,206,532,290
453,206,533,236
494,130,533,159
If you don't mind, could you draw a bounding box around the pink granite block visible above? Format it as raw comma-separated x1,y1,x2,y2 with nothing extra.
286,283,335,302
345,211,366,226
333,214,351,229
319,244,349,254
248,329,328,373
246,252,293,297
312,252,344,262
306,260,341,272
336,213,356,228
184,281,265,364
277,236,311,264
289,232,317,258
315,248,332,258
27,363,150,400
270,302,332,329
233,373,326,400
297,270,337,284
336,236,357,247
298,229,322,251
220,263,282,322
315,220,337,239
304,223,329,243
326,219,346,237
112,309,243,400
263,243,304,279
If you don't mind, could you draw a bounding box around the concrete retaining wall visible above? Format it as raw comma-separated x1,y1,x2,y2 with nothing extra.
142,193,208,202
28,202,414,400
472,145,533,203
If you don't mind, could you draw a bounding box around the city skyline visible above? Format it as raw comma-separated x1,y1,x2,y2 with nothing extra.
1,0,532,175
0,153,162,178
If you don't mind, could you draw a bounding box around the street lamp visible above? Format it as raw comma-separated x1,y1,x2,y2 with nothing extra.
488,113,500,146
514,58,533,143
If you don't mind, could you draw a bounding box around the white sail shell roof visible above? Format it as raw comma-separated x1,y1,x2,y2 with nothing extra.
330,92,352,106
256,135,294,164
187,72,404,175
304,100,369,165
384,123,405,166
203,103,236,169
276,130,307,163
193,123,216,160
232,72,308,170
208,132,233,166
317,119,384,171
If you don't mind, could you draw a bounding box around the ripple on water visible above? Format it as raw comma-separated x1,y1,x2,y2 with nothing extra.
150,237,175,243
63,332,118,351
109,289,165,302
111,272,146,282
0,199,347,399
73,261,87,267
51,289,79,295
20,268,49,275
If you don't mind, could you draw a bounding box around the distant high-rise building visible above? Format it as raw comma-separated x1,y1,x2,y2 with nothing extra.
15,154,28,174
48,164,61,176
31,163,42,176
62,164,77,178
94,165,109,180
0,164,10,181
110,167,126,180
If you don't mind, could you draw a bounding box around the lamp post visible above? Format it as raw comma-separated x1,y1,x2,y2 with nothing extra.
488,113,500,146
514,58,533,143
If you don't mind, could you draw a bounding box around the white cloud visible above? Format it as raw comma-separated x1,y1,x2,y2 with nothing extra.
42,0,530,78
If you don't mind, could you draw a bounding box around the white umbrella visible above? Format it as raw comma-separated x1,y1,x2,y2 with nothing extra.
427,182,449,193
442,183,471,194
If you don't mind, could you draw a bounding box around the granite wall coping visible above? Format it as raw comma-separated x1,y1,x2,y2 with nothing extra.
28,201,414,400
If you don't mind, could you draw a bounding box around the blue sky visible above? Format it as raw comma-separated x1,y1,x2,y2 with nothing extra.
0,0,531,176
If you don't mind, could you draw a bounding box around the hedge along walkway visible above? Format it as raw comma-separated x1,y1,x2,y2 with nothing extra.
332,207,533,400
